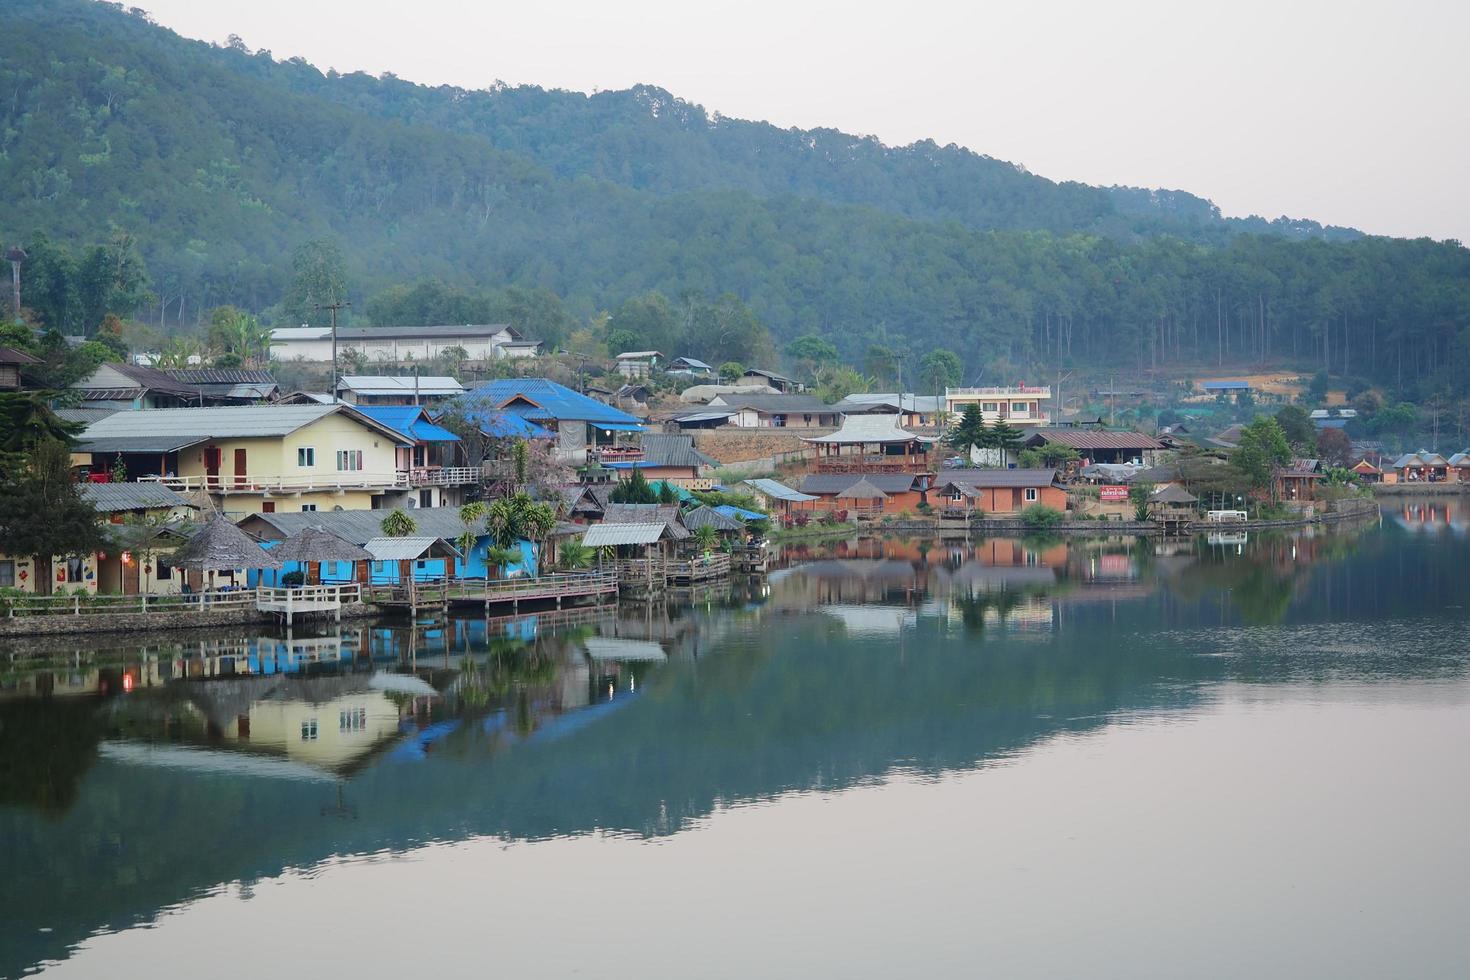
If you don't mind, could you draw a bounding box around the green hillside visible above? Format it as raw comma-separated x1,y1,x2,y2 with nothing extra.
1,0,1467,400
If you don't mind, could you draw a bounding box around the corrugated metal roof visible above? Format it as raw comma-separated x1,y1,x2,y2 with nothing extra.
799,473,921,495
936,468,1059,488
744,478,817,502
602,503,690,539
337,324,514,340
682,505,745,532
1024,428,1164,451
639,433,717,469
363,536,460,561
582,522,670,546
77,404,409,446
338,376,464,395
76,435,210,453
802,414,935,445
582,637,667,661
79,481,195,512
54,407,120,425
466,378,644,427
352,406,460,443
708,393,831,414
240,507,483,545
165,369,278,384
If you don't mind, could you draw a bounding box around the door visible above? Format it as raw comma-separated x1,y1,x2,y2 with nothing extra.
1011,488,1022,511
204,447,221,488
234,448,248,488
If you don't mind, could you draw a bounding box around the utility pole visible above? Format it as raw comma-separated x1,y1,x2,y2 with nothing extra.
6,246,25,324
316,301,350,401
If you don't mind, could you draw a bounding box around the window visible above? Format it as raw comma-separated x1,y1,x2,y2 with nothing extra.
297,447,315,467
0,560,13,587
982,402,998,412
65,557,85,583
301,504,318,512
336,449,363,471
1025,487,1039,502
1011,402,1028,412
156,556,173,581
300,718,318,741
340,707,367,732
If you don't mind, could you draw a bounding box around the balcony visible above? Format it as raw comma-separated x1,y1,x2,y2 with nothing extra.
590,445,644,464
139,473,409,494
946,385,1052,398
814,454,933,475
405,466,482,487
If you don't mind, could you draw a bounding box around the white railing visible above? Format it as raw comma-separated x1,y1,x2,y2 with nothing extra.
404,466,482,487
946,386,1052,398
139,473,409,493
3,583,364,618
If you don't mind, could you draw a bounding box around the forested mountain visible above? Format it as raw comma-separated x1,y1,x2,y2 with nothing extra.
2,0,1468,401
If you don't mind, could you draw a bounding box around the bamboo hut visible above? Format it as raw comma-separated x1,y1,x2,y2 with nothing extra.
169,515,281,592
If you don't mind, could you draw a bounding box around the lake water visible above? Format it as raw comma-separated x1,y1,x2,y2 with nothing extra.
2,504,1468,978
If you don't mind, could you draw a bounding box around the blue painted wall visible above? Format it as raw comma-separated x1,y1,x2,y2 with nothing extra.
250,537,538,587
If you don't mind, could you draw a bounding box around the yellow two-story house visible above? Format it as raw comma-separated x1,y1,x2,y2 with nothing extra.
76,404,413,515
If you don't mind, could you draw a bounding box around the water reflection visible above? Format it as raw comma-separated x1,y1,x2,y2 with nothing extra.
1,514,1467,978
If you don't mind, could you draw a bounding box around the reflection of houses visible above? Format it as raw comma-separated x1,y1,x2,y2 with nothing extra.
934,469,1066,515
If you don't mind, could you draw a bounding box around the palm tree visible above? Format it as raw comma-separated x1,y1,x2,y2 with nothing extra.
217,313,271,367
692,524,719,553
485,492,557,575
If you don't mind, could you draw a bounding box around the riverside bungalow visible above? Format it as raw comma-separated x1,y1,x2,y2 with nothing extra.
803,414,937,474
934,469,1066,516
463,378,645,463
75,404,412,514
1351,459,1385,484
1392,450,1451,483
237,507,537,585
1449,453,1470,482
1277,458,1324,501
798,473,930,515
743,478,820,518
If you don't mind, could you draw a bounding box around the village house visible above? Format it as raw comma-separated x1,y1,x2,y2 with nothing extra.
797,473,931,515
738,368,802,393
743,478,820,519
335,375,465,406
1022,428,1165,466
1391,450,1453,483
0,482,198,597
163,368,279,404
705,393,837,428
349,405,473,509
0,345,39,390
463,378,645,463
667,357,714,379
1276,458,1324,502
269,324,534,364
74,404,415,514
72,362,201,410
828,394,944,429
1351,459,1385,484
944,385,1053,427
802,414,937,474
1449,453,1470,481
611,433,718,489
934,468,1068,515
614,351,663,379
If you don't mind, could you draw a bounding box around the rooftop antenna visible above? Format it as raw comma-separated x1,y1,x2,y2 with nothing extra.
6,246,26,324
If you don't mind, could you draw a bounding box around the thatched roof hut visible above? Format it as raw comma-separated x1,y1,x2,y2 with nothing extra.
170,516,282,571
272,526,373,564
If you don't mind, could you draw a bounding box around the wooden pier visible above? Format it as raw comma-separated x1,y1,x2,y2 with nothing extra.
255,583,361,626
365,571,619,615
667,553,732,583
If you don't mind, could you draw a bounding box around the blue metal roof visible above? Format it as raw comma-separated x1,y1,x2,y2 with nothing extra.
714,504,766,522
352,406,460,443
470,410,554,440
466,378,644,427
1201,381,1251,390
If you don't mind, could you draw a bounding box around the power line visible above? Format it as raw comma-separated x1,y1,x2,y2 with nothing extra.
315,301,350,400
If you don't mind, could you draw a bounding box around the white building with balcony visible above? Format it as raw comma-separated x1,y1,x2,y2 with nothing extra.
944,385,1053,427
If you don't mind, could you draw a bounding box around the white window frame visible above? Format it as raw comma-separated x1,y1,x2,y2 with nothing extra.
301,718,318,741
297,447,315,467
336,449,363,472
1025,487,1039,502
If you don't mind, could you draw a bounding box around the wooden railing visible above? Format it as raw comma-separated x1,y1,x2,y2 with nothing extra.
2,583,362,618
364,571,618,607
140,473,408,493
405,466,482,487
667,553,732,582
815,455,932,474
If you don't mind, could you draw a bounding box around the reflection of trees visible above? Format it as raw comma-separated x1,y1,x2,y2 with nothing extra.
0,697,103,813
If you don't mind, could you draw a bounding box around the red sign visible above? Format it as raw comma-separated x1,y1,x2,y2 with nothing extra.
1100,485,1129,501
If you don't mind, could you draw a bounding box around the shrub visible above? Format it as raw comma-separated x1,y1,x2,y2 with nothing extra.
281,571,305,587
1020,504,1064,530
793,512,810,527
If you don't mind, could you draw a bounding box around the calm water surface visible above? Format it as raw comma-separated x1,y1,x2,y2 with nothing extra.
2,504,1468,978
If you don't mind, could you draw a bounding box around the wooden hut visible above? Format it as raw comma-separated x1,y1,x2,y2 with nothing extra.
271,526,373,585
169,515,281,592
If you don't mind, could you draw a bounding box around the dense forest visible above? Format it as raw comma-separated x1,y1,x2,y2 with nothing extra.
2,0,1468,403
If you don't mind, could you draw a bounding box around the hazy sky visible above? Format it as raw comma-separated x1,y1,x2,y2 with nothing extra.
137,0,1467,241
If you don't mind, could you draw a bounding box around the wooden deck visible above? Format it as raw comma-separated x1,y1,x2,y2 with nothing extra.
256,584,362,625
365,571,619,612
668,553,732,583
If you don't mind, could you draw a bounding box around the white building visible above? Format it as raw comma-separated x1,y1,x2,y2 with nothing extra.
270,324,531,364
944,385,1053,427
